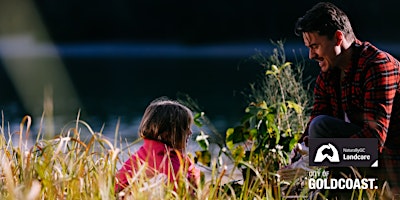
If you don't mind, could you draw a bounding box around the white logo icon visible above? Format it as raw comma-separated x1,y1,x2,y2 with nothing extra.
314,143,340,163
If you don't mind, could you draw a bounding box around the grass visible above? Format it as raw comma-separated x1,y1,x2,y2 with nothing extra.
0,114,119,199
0,115,389,199
0,103,393,200
0,113,287,200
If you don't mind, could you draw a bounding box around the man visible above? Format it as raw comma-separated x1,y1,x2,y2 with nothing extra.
294,2,400,196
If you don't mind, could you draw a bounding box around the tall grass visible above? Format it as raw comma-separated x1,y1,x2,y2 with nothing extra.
0,114,120,199
0,113,275,199
0,115,390,199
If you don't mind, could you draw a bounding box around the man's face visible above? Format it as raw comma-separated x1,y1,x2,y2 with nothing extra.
302,32,340,72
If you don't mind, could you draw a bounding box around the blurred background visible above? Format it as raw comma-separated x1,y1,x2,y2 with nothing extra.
0,0,400,139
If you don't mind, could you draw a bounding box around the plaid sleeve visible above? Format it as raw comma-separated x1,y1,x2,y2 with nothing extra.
301,73,335,139
354,53,399,151
311,73,335,118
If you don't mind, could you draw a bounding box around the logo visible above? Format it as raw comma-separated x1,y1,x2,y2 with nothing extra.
308,170,378,190
309,138,378,167
314,143,340,163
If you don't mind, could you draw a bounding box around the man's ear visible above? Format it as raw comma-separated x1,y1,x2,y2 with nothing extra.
335,30,343,46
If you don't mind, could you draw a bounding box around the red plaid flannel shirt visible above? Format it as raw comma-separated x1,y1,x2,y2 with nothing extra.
306,39,400,152
304,40,400,190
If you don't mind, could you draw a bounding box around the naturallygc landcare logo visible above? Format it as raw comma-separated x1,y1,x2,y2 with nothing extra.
309,138,378,167
307,138,379,190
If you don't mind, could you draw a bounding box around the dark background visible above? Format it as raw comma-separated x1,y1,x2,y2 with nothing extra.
1,1,400,136
33,0,400,44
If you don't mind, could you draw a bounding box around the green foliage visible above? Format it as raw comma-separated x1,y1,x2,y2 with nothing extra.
178,40,315,199
224,41,312,194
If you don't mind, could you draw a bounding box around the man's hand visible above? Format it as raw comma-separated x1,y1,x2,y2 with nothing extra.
290,140,309,163
278,142,311,181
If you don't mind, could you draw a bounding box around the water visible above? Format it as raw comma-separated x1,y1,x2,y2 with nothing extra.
0,41,313,140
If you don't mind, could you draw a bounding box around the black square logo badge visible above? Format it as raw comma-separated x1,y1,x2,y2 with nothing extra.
309,138,378,167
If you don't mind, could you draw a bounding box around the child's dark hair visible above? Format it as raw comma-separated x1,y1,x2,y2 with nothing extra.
138,97,193,150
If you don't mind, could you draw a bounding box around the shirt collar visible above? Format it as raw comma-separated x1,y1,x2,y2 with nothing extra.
343,39,362,74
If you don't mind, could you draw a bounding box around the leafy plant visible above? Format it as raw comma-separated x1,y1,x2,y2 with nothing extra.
224,40,312,198
178,40,314,198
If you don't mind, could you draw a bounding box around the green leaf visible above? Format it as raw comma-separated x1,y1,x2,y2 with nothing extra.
246,105,260,115
271,64,279,72
266,113,275,124
194,112,203,119
195,150,211,166
196,131,209,150
270,124,280,144
287,101,303,114
279,103,288,114
232,145,245,163
279,62,292,70
193,112,204,127
265,70,275,76
249,128,258,138
257,101,268,110
266,104,277,113
197,140,209,151
289,137,297,151
226,128,235,149
226,126,249,148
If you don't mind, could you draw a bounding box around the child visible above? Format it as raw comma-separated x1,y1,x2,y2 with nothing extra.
115,97,200,194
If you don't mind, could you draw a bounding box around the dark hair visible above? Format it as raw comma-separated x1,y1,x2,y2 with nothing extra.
138,97,193,150
295,2,355,41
